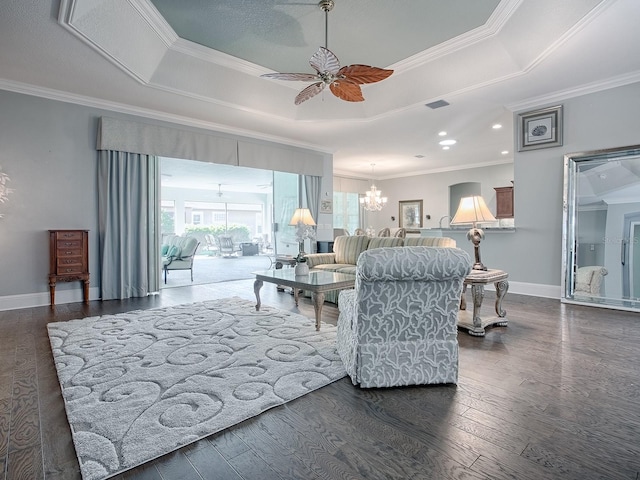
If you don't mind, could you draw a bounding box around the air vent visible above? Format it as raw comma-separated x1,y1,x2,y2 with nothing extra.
425,100,450,109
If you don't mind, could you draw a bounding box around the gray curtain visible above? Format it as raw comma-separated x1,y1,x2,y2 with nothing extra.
98,150,160,299
304,175,321,223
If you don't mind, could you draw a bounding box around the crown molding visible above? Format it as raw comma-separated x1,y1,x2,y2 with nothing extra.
170,38,270,77
516,0,619,80
0,79,332,154
58,0,154,84
129,0,178,47
389,0,523,73
507,70,640,111
333,158,513,181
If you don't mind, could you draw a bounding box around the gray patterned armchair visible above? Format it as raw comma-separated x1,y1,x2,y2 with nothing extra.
337,246,472,388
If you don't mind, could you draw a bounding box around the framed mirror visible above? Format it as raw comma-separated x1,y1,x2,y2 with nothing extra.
562,145,640,311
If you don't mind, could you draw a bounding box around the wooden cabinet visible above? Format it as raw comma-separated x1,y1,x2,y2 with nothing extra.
48,230,90,306
494,186,514,219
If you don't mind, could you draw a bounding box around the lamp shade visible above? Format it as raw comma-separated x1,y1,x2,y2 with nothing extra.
289,208,316,226
450,196,496,225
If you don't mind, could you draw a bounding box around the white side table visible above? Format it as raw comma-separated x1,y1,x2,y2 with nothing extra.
458,269,509,336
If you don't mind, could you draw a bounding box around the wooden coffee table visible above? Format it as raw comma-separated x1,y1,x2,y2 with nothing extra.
253,269,356,330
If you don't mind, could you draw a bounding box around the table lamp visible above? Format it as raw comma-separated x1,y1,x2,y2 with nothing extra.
450,195,496,271
289,207,316,256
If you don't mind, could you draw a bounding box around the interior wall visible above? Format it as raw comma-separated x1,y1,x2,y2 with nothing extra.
362,81,640,297
0,89,333,309
371,164,513,232
449,182,482,219
511,81,640,294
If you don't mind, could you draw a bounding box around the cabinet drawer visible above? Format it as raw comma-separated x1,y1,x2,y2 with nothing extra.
57,256,82,267
57,247,83,257
56,231,84,241
56,265,84,274
57,239,82,249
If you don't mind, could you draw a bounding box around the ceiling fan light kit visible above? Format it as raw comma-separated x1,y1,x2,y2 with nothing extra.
261,0,393,104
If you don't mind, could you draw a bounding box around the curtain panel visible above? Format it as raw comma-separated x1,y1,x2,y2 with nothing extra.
98,150,160,299
304,175,321,223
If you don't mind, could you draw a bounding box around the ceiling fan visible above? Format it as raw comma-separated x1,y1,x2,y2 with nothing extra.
261,0,393,105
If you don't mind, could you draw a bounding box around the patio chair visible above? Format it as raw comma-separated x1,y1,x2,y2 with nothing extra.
217,235,237,257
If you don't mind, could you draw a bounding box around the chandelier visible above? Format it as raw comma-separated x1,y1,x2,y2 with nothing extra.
360,164,387,212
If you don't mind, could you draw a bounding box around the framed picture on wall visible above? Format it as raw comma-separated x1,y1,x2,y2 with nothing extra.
319,199,333,214
399,200,423,229
518,105,563,151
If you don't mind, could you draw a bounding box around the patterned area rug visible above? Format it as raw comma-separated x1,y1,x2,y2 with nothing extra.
47,297,345,480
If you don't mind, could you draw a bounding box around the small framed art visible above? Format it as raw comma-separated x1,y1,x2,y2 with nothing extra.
319,199,333,214
399,200,423,229
518,105,563,151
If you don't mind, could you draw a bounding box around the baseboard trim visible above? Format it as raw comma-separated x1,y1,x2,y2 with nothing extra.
473,280,560,299
0,287,101,312
0,281,561,312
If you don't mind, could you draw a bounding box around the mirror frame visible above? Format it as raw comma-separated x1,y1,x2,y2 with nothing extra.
562,144,640,312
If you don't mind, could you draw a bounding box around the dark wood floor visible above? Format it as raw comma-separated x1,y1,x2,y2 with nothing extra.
1,281,639,480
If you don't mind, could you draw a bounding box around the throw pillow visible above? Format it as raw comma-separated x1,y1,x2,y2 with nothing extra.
161,244,169,256
167,245,181,258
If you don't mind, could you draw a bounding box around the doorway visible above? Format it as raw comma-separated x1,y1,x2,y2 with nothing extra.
159,157,298,287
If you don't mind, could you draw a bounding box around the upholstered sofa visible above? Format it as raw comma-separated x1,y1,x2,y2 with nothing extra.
337,246,472,388
161,235,200,284
303,235,456,304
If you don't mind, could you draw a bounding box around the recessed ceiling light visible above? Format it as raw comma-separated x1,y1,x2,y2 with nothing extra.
415,154,425,158
439,139,456,146
442,146,450,150
438,131,447,136
501,150,509,155
492,124,502,129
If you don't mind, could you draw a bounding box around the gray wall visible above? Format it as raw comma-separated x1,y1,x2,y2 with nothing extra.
0,92,100,305
0,90,332,309
366,81,640,297
509,81,640,295
1,81,639,307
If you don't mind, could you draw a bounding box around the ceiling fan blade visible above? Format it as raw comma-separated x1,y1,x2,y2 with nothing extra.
295,82,326,105
260,73,319,81
338,65,394,85
329,80,364,102
309,46,340,74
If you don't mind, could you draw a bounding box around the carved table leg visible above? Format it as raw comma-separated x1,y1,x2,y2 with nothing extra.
311,292,325,331
83,279,90,304
254,279,263,311
494,279,509,326
469,284,486,336
294,287,299,307
460,284,467,310
49,278,56,307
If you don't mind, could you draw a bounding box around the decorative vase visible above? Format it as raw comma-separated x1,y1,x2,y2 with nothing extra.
294,262,309,276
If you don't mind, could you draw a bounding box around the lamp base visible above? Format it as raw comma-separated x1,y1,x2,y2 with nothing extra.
467,227,488,271
295,262,309,276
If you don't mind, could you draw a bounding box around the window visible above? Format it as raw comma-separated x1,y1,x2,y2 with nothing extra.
333,192,360,234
